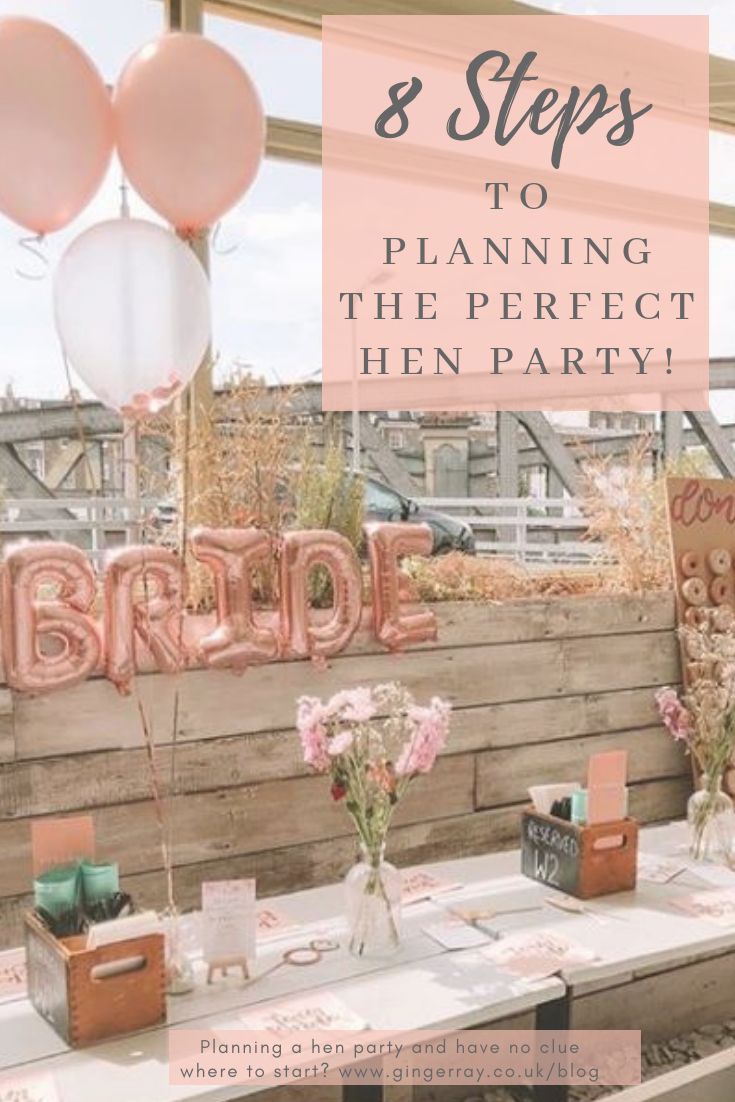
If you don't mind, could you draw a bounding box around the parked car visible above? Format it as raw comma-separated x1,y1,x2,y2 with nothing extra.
364,478,475,555
144,478,476,556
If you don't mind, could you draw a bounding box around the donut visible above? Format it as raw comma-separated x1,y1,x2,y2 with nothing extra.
681,576,708,606
710,576,735,606
684,606,709,627
712,606,735,632
708,548,732,576
680,551,702,577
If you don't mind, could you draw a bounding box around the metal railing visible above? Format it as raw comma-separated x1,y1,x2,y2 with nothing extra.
417,496,596,562
0,497,154,563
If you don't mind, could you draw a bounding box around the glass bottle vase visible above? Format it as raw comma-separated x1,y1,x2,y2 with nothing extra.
345,844,401,958
687,773,735,862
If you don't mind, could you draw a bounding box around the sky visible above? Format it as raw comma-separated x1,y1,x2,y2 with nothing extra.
0,0,732,421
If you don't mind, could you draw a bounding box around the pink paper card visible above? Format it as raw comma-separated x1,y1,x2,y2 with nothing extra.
0,948,26,1002
0,1072,60,1102
240,992,367,1033
587,751,628,825
673,889,735,927
483,929,597,980
256,905,297,940
201,880,256,964
31,815,95,875
401,868,461,905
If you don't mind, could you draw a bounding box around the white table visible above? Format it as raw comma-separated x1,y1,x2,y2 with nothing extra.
2,822,734,1102
0,854,565,1102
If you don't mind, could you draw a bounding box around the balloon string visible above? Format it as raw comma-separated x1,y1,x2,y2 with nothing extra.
211,221,239,257
15,234,48,281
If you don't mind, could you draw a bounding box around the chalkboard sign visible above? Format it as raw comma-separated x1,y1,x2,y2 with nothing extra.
521,809,638,899
521,811,581,895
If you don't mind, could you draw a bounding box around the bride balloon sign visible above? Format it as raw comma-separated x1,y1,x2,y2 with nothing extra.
0,523,437,697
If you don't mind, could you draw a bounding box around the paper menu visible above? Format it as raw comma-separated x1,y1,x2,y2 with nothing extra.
401,868,461,905
483,929,597,980
0,1072,59,1102
256,906,297,940
0,948,26,1002
423,917,491,950
31,815,95,875
673,888,735,926
239,991,367,1033
637,854,688,885
202,879,256,964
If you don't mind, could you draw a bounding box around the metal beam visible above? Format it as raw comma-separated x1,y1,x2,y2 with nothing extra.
513,411,582,495
354,413,418,495
685,410,735,477
661,411,684,464
496,412,519,498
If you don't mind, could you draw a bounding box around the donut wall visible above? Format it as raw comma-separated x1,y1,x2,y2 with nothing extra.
666,477,735,636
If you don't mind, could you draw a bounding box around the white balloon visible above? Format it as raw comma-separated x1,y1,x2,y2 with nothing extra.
53,218,210,415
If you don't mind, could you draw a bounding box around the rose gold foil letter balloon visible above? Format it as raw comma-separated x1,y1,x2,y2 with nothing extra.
1,542,101,693
366,522,437,650
280,531,362,659
190,528,279,670
104,546,186,694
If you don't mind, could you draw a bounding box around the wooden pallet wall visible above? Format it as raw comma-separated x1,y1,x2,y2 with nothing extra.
0,592,686,947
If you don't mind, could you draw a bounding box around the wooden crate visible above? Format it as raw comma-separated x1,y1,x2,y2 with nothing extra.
521,809,639,899
24,912,166,1046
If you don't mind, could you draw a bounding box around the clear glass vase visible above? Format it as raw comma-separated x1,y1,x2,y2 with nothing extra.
162,909,195,995
687,773,735,862
345,844,401,958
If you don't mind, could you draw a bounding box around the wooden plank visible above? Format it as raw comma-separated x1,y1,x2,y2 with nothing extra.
10,623,678,760
0,687,666,818
0,754,475,897
612,1046,735,1102
0,690,13,763
476,727,688,809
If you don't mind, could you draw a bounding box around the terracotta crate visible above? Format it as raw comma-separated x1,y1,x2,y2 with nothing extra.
521,809,639,899
24,912,166,1047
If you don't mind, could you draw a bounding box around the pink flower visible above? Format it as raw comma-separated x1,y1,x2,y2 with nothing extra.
655,686,692,744
329,730,354,756
395,697,451,776
325,687,376,724
296,695,330,771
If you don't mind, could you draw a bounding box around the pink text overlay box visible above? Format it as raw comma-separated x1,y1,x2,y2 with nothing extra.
322,15,709,412
170,1028,641,1087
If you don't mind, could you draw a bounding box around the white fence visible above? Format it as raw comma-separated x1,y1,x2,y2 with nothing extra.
0,497,152,563
417,496,596,562
0,494,597,565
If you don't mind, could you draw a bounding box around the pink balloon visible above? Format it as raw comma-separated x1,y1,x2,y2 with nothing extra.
366,522,437,651
0,18,113,234
191,527,279,670
104,546,186,694
1,541,101,694
280,531,363,659
114,34,264,233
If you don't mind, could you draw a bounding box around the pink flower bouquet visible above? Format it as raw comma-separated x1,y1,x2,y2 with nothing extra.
296,682,451,955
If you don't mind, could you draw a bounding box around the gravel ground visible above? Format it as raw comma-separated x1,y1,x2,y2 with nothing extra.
417,1019,735,1101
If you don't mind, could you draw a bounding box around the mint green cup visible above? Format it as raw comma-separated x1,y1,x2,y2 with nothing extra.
81,860,119,905
34,863,81,918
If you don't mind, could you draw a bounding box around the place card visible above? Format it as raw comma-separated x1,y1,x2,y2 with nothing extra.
586,750,628,826
31,814,95,875
423,917,491,950
202,879,256,970
239,991,367,1033
0,948,26,1002
637,854,688,884
256,905,298,940
401,868,461,905
483,929,598,980
0,1072,60,1102
672,888,735,927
